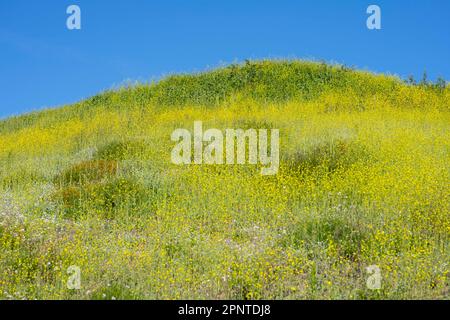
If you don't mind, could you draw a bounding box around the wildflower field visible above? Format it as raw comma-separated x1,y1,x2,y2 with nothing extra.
0,60,448,299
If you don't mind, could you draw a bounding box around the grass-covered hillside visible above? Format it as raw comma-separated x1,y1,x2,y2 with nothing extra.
0,60,449,299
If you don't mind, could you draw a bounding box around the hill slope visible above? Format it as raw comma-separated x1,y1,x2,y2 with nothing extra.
0,60,449,299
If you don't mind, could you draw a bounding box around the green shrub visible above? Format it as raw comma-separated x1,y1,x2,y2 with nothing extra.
90,283,138,300
53,178,159,219
94,140,150,160
282,214,369,259
55,160,118,187
284,139,371,174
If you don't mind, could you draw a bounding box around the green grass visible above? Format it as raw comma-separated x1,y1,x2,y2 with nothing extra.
0,60,448,299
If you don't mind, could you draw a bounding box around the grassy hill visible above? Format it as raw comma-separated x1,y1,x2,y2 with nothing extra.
0,60,449,299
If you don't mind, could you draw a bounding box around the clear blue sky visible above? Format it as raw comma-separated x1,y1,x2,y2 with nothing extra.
1,0,449,118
